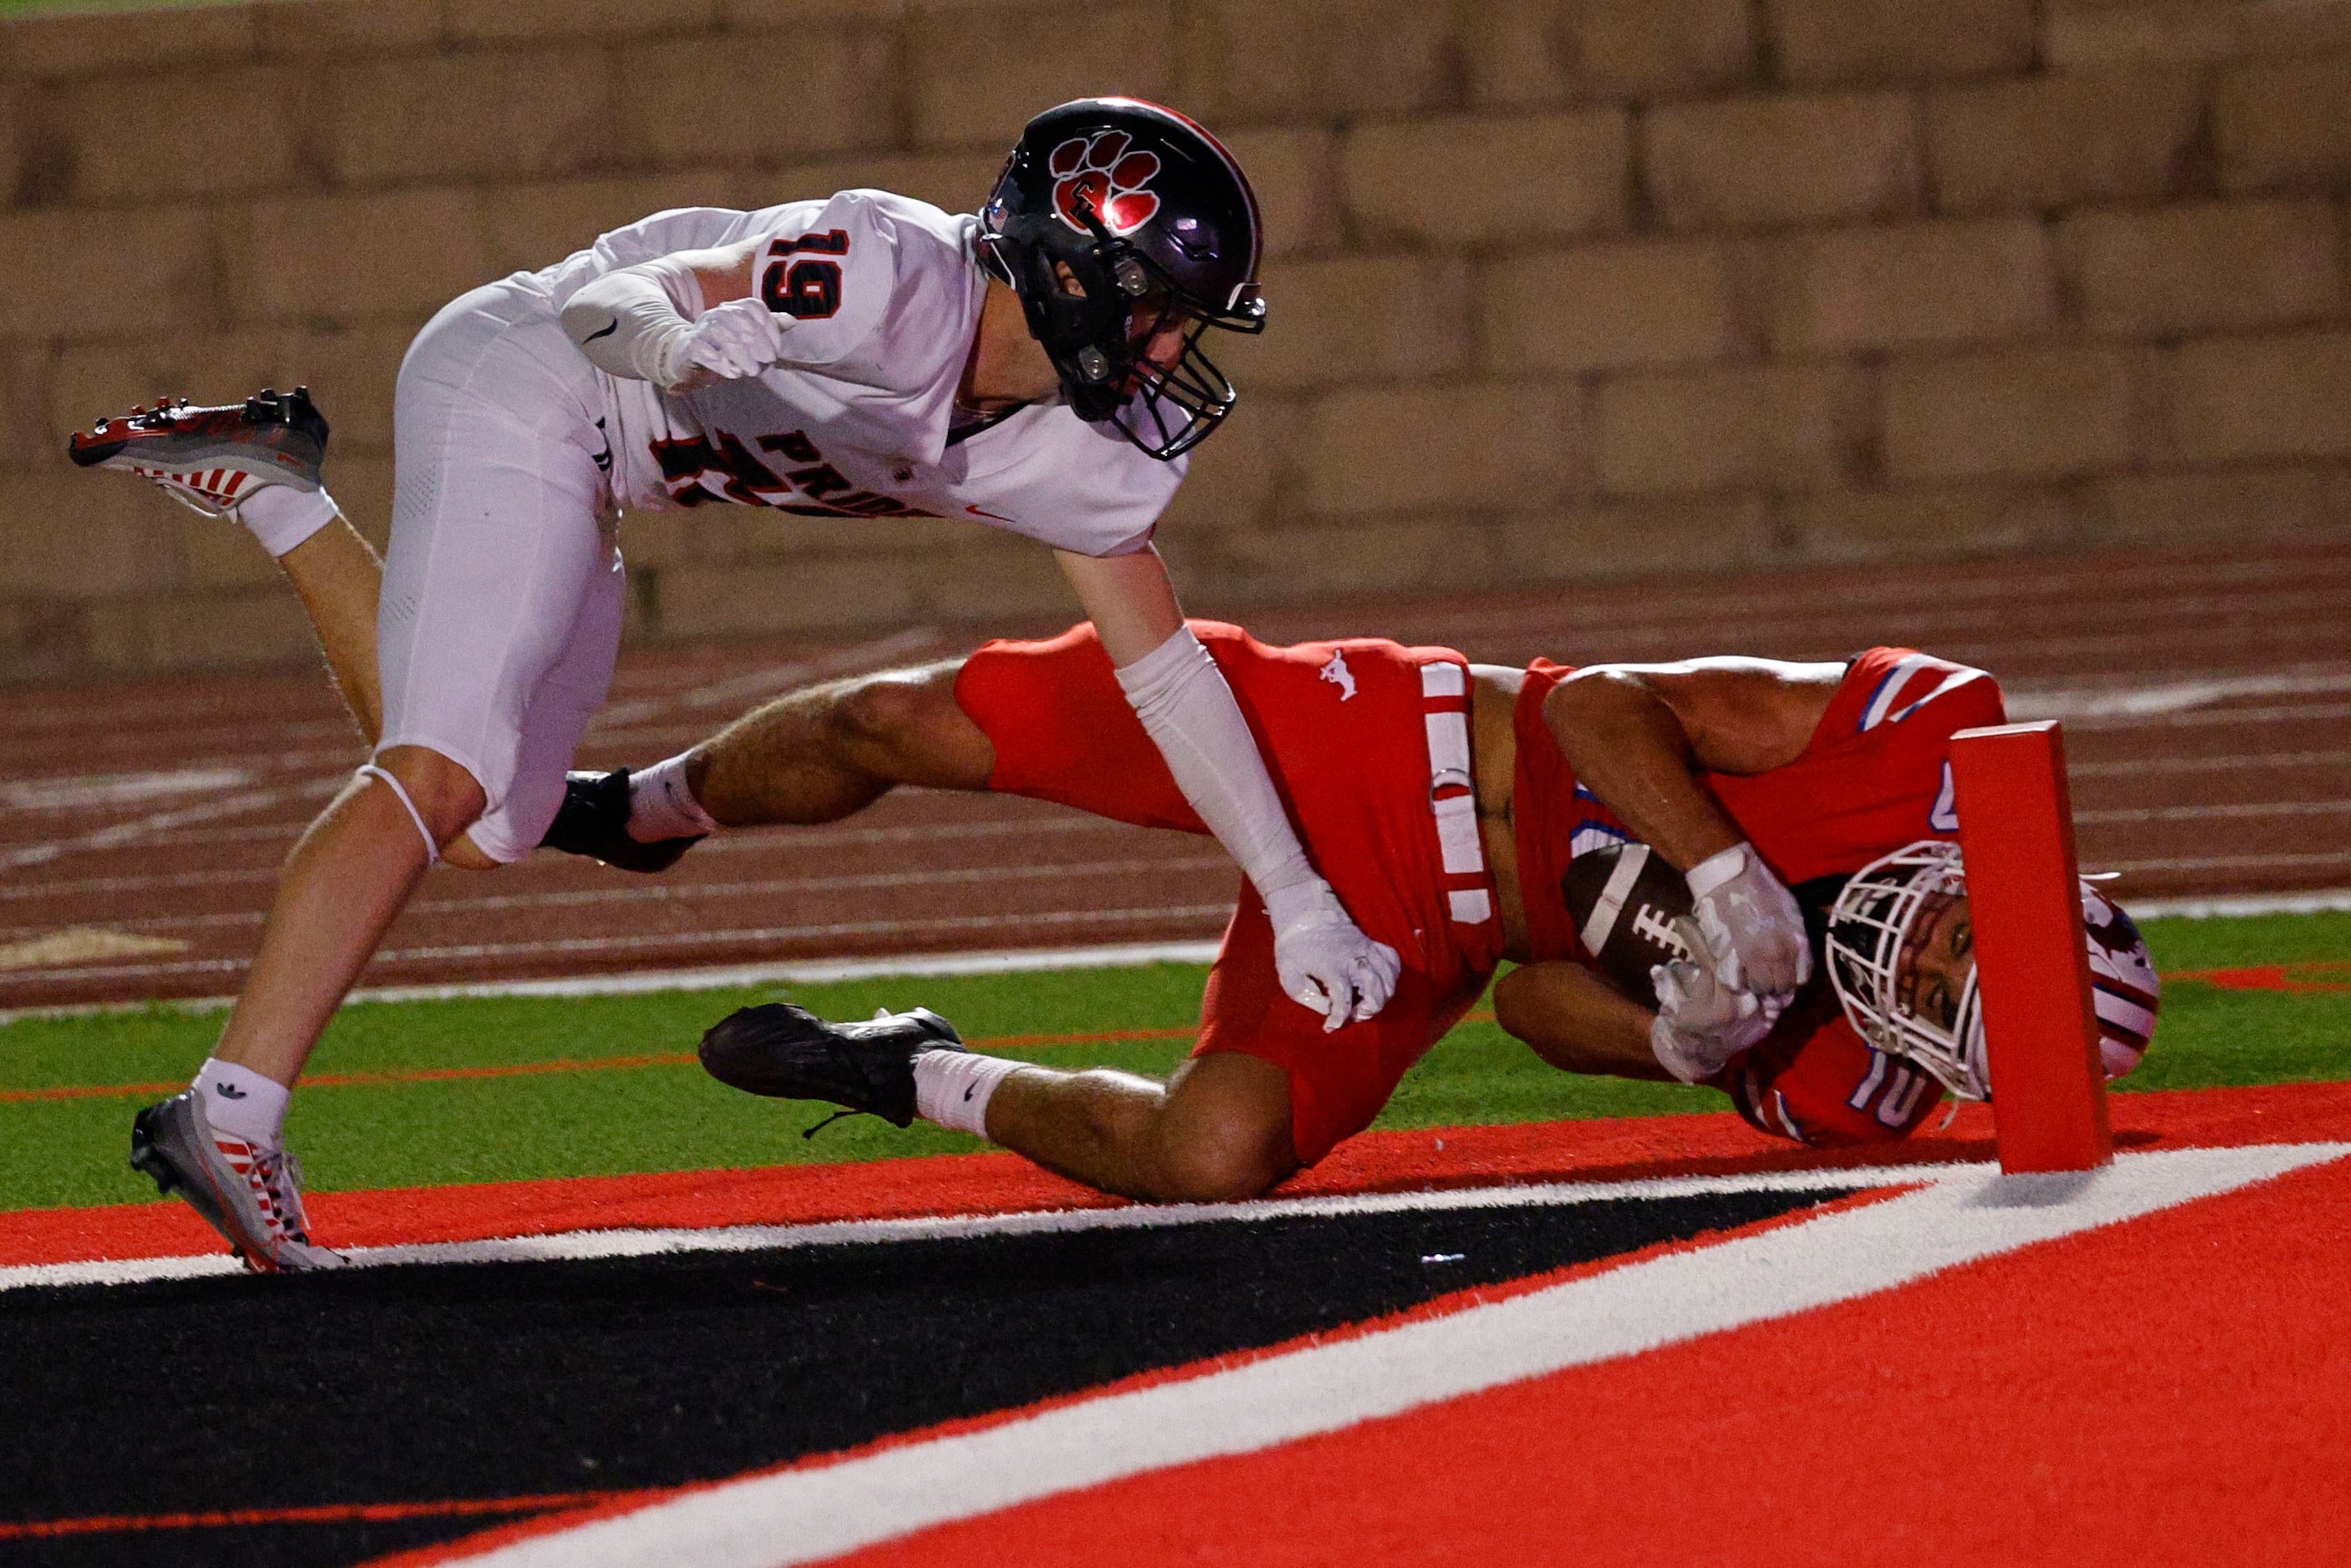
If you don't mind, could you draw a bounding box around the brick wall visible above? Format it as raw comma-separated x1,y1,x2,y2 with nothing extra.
6,0,2351,683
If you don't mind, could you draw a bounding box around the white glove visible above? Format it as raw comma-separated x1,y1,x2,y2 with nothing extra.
1264,880,1402,1033
656,298,796,392
1649,919,1779,1084
1687,841,1812,1000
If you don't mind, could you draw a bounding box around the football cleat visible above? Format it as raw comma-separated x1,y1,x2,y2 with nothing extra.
68,386,328,518
129,1091,347,1273
538,767,702,873
700,1004,965,1128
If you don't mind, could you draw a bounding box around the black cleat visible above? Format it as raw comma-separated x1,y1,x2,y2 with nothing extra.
700,1004,965,1127
538,767,702,873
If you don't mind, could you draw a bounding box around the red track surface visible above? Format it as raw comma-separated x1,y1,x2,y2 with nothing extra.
13,1080,2348,1270
6,533,2349,1010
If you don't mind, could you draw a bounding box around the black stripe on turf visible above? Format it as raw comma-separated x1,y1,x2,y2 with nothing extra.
2,1187,1850,1566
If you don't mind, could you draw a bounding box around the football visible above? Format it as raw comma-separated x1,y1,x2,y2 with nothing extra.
1558,841,1700,1004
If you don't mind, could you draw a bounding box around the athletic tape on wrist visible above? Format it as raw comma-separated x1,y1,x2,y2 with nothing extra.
1686,841,1751,900
356,763,439,868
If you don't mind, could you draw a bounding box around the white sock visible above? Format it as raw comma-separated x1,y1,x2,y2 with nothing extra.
628,752,718,842
191,1058,291,1147
238,485,340,558
913,1050,1026,1139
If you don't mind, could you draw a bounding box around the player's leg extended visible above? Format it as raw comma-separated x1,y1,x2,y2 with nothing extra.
699,999,1297,1202
980,1051,1296,1202
541,660,996,870
133,278,624,1269
690,660,998,824
211,746,484,1086
545,622,1203,870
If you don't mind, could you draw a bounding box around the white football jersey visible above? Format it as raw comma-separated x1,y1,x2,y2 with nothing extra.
537,190,1184,557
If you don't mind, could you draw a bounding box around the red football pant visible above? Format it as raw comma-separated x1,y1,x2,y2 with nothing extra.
955,621,1499,1165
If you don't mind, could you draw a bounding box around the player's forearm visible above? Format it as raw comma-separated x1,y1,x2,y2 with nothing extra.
561,259,707,385
1544,673,1745,873
1114,625,1315,899
1057,548,1315,898
1492,962,1675,1081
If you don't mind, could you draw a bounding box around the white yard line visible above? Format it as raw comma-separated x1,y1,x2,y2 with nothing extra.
436,1143,2349,1568
0,936,1227,1023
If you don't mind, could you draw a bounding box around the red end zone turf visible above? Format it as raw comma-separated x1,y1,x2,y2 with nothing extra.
9,1082,2351,1270
843,1142,2351,1566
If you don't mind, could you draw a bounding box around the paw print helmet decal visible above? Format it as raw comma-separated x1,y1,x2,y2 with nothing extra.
980,98,1267,460
1048,130,1163,235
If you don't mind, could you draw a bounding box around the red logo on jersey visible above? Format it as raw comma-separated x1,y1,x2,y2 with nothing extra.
1048,132,1161,235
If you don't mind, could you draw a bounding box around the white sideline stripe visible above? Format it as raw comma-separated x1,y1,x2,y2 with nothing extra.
0,856,1238,943
444,1143,2348,1568
2075,799,2351,824
2065,699,2351,733
2007,665,2351,721
0,903,1238,990
583,628,943,734
0,785,301,870
2133,889,2351,918
0,814,1133,903
0,1166,1914,1294
2067,747,2351,776
2102,850,2351,874
0,939,1228,1024
10,877,2351,1022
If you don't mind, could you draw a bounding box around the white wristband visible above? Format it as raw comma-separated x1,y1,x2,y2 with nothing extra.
1686,841,1751,900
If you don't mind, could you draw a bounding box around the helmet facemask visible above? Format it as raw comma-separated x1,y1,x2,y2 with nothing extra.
987,195,1264,459
1825,837,2162,1103
1827,841,1989,1100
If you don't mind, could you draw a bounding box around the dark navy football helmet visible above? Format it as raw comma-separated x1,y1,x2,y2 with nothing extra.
980,98,1267,460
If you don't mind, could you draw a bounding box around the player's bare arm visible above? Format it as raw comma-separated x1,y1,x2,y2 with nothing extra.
1491,960,1674,1082
1541,658,1843,870
1542,657,1844,1014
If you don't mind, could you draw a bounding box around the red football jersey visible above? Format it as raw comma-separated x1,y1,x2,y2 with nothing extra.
1513,646,2008,967
1512,647,2009,1150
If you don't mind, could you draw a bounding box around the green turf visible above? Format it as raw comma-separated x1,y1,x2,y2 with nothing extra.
3,911,2346,1212
0,0,241,18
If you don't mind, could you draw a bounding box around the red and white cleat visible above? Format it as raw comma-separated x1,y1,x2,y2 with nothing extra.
129,1090,347,1273
68,386,329,520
